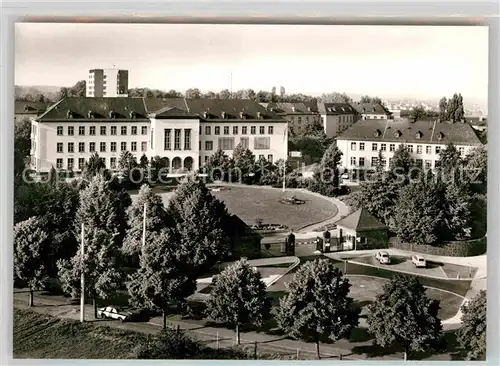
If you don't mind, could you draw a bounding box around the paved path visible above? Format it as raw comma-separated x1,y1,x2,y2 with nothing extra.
325,249,487,328
13,292,400,361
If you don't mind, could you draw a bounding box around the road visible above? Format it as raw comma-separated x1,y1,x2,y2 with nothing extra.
13,290,402,361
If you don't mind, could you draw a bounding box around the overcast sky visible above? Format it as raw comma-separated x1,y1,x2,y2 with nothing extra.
15,23,488,101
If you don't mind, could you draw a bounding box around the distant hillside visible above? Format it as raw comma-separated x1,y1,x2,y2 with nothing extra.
15,85,61,101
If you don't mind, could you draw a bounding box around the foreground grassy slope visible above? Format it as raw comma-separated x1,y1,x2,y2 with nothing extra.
13,309,150,359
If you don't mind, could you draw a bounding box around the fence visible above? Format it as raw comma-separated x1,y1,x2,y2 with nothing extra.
389,236,486,257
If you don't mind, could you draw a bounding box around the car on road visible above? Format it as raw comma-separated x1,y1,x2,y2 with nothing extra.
97,306,131,321
412,255,427,268
375,251,391,264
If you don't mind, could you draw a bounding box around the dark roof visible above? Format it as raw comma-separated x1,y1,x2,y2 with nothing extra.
263,102,319,115
319,103,357,115
336,119,483,146
353,102,392,116
37,97,287,123
15,101,50,115
147,98,286,122
37,97,149,122
335,208,387,232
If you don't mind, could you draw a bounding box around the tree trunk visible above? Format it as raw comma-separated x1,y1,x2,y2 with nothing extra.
235,324,240,345
162,310,167,329
29,289,34,307
93,298,98,319
316,340,320,359
404,344,409,361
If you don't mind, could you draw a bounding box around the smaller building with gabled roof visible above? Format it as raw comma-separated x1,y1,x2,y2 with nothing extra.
335,208,389,250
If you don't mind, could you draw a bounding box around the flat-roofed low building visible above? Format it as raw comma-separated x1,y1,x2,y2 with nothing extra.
336,119,483,172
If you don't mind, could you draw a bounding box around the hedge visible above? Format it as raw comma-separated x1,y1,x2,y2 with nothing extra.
388,236,486,257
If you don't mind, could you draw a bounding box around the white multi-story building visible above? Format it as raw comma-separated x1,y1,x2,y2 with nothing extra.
260,102,321,135
30,97,288,173
336,119,483,172
318,103,359,138
87,69,129,98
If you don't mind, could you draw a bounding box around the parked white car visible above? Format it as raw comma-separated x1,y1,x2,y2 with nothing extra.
97,306,130,321
412,255,427,268
375,251,391,264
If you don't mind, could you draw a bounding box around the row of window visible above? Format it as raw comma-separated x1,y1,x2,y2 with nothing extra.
56,141,148,153
350,142,465,156
199,125,274,136
55,153,276,171
56,125,148,136
349,156,436,169
163,129,191,151
56,157,118,170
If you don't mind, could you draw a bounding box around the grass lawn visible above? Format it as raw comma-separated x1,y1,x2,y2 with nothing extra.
209,186,338,231
13,309,149,359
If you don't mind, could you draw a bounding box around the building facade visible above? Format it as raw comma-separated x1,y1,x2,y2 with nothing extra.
260,102,320,135
352,102,393,120
318,102,359,138
30,97,288,174
336,119,483,172
86,69,129,98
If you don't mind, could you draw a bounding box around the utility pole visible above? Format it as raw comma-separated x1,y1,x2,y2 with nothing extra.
142,203,147,250
80,223,85,323
282,127,288,193
230,72,233,97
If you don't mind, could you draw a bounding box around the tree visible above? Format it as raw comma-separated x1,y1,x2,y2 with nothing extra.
14,217,49,306
231,143,256,183
392,178,448,245
58,228,122,318
276,259,359,359
165,89,182,98
464,146,487,194
75,174,129,245
203,91,217,99
312,143,343,196
367,275,443,359
14,181,81,276
203,149,232,181
438,97,448,121
388,143,420,183
457,290,486,360
127,228,196,328
409,105,427,122
357,179,398,226
122,185,170,257
83,152,106,179
205,259,270,344
70,80,86,97
166,177,231,274
438,143,462,177
139,154,149,169
118,150,141,187
218,89,231,100
57,87,71,100
360,95,383,105
14,117,32,188
320,92,352,103
185,88,202,99
149,155,170,183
